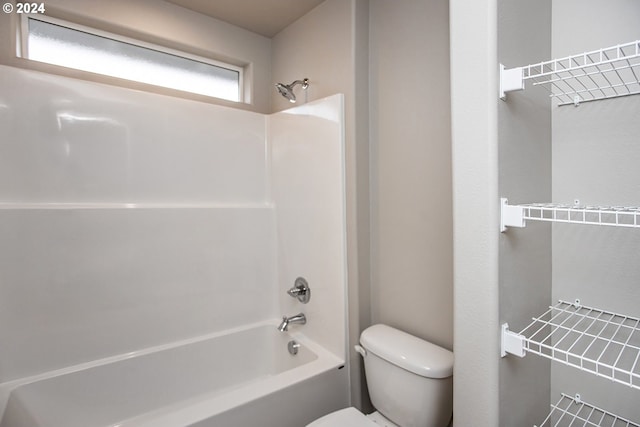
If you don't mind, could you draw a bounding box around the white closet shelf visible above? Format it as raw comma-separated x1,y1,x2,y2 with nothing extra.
500,39,640,105
501,300,640,390
535,393,639,427
500,198,640,232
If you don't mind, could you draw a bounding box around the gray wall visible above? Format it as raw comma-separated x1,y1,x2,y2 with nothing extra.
369,0,452,351
497,0,552,426
551,0,640,421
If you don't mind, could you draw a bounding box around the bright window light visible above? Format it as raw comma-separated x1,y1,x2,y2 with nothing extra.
25,17,242,102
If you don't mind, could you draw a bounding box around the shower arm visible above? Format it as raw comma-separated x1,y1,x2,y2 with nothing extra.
290,79,309,90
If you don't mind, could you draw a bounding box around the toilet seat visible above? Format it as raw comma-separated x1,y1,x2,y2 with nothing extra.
306,407,377,427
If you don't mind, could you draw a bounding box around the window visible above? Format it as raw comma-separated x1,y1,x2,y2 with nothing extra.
21,16,243,102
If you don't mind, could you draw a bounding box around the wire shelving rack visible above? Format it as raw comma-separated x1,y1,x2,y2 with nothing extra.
500,40,640,105
500,199,640,232
499,37,640,427
535,393,640,427
502,300,640,390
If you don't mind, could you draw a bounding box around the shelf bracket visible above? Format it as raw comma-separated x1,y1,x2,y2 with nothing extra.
500,198,525,232
501,323,526,358
499,64,524,100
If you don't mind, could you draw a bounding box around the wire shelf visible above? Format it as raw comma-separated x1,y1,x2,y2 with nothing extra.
536,393,640,427
501,40,640,105
500,199,640,231
504,300,640,390
523,203,640,227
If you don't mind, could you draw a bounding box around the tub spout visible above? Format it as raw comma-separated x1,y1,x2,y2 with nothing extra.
277,313,306,332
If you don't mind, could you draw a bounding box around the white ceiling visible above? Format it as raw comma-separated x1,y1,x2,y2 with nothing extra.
166,0,326,38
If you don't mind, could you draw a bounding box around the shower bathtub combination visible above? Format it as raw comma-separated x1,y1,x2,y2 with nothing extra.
0,66,348,427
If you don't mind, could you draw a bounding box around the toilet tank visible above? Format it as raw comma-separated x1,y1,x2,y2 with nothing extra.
359,325,453,427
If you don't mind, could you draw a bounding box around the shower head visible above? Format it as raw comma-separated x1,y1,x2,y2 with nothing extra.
275,78,309,103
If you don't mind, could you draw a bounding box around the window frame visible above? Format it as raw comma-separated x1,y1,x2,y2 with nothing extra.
18,14,245,103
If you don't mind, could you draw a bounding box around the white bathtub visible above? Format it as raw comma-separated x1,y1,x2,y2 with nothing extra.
0,321,348,427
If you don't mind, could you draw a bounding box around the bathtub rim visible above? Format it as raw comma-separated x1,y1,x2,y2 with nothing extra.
0,319,344,424
120,334,344,427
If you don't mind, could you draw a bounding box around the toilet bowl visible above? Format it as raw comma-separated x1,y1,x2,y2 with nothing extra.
306,324,453,427
307,407,401,427
307,408,378,427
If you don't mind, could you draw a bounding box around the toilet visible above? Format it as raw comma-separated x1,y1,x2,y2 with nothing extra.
307,324,453,427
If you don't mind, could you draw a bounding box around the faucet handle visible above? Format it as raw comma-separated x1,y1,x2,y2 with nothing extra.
286,277,311,304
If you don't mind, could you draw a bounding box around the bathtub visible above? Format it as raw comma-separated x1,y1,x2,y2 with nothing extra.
0,321,348,427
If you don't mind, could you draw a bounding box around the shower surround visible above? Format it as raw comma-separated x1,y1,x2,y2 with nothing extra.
0,65,348,425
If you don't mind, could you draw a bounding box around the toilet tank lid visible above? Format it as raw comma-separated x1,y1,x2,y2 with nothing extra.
360,324,453,379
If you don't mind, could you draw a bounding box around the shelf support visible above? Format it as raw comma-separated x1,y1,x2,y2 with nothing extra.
501,323,526,358
499,64,524,100
500,198,525,232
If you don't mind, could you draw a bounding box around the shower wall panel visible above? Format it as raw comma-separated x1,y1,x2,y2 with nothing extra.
0,207,275,382
269,95,347,360
0,66,268,203
0,66,276,382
